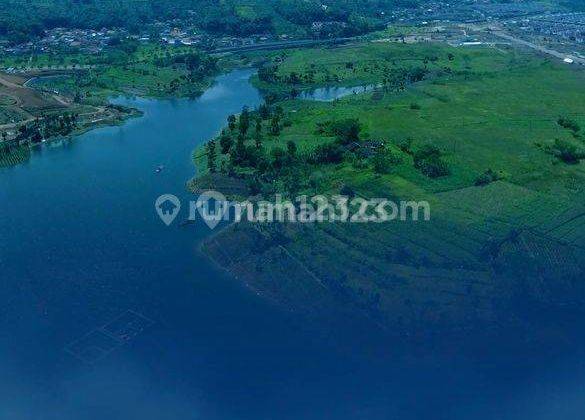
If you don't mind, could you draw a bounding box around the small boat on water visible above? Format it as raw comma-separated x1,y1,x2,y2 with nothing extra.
155,165,165,173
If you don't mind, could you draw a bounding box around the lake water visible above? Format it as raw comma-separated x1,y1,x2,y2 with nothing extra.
298,84,379,101
1,69,585,420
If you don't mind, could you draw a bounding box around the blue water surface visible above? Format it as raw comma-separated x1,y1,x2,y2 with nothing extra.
1,69,585,420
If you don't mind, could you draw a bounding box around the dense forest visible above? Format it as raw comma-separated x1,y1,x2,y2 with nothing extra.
0,0,418,43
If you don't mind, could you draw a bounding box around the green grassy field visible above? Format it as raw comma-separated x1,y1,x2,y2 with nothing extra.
2,43,224,101
248,42,585,197
249,40,519,93
0,143,30,166
0,43,200,70
32,63,205,101
202,40,585,334
0,106,28,124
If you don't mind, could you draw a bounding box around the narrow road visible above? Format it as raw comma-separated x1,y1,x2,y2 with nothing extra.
2,65,96,73
0,117,36,131
209,37,354,55
491,31,585,65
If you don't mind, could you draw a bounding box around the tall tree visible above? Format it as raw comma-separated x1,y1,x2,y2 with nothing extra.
219,131,233,154
227,114,236,131
254,130,263,149
270,114,281,136
207,139,217,173
287,140,297,157
239,106,250,135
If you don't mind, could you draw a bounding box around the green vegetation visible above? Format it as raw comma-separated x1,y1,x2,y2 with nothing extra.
474,168,503,187
0,142,30,167
412,144,450,178
548,138,585,164
0,106,28,125
196,40,585,331
557,116,581,134
0,0,413,43
15,113,78,143
203,42,585,198
0,42,178,167
252,42,450,97
11,43,220,101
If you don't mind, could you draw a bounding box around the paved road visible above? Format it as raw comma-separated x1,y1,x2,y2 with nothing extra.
2,65,96,73
209,37,354,54
491,31,585,66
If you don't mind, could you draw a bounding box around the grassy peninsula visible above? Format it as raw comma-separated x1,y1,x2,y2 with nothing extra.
193,38,585,334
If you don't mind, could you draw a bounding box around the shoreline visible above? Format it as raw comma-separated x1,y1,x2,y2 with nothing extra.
0,65,231,164
0,103,143,167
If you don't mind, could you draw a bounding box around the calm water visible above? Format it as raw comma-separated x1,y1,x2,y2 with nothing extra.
1,69,585,420
299,84,379,101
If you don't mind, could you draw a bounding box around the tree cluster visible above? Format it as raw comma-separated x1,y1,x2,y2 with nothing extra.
413,144,450,178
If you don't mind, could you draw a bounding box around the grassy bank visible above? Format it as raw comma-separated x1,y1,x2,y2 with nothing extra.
0,104,141,167
0,42,228,166
3,43,228,102
194,40,585,335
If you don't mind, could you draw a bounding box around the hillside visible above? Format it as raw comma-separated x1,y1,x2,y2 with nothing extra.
194,39,585,334
0,0,415,43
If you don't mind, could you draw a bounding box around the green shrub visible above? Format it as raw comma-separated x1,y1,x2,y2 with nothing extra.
397,137,413,154
413,144,450,178
549,138,584,164
558,117,581,133
310,142,345,164
372,149,402,174
315,118,361,144
475,169,501,186
340,184,356,198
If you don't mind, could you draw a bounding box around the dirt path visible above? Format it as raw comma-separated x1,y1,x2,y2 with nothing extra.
0,71,71,111
51,94,70,106
0,117,37,130
0,73,25,89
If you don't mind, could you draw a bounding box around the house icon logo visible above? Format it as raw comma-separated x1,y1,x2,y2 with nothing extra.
155,194,181,225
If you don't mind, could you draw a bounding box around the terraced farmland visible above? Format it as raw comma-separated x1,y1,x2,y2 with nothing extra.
202,40,585,334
